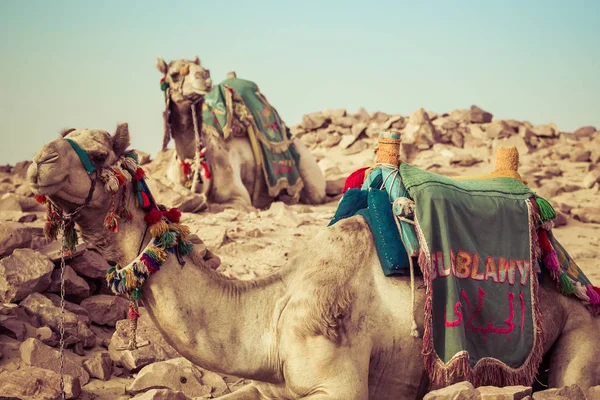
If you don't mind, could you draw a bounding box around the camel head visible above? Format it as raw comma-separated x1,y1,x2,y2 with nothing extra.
27,123,131,214
156,56,213,104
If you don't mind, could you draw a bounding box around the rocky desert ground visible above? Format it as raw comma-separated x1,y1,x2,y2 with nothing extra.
0,105,599,399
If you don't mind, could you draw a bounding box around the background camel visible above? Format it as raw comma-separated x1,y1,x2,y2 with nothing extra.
156,56,326,210
27,124,600,399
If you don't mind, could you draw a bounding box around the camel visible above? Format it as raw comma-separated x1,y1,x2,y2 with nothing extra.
155,56,326,209
27,124,600,399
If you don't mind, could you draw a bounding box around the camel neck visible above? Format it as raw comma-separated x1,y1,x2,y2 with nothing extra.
141,247,287,382
170,100,203,161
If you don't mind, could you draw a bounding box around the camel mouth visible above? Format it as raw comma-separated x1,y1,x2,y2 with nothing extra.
30,180,66,196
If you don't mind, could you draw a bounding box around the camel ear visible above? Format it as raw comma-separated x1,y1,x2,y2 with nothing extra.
193,55,200,65
112,122,131,156
156,57,167,74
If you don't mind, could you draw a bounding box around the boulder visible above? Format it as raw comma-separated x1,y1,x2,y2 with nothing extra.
353,107,371,122
20,337,90,385
302,112,328,131
127,358,213,398
449,109,471,124
47,265,91,300
477,385,532,399
572,125,596,140
67,249,111,279
109,307,180,372
531,124,559,138
83,351,113,381
20,292,96,348
485,120,514,140
326,177,346,196
0,366,81,399
570,149,591,162
80,294,129,326
469,105,493,123
44,293,91,326
0,303,28,340
424,381,480,399
588,386,600,400
532,384,586,399
582,170,600,189
0,248,54,303
0,221,46,258
571,207,600,224
0,192,23,211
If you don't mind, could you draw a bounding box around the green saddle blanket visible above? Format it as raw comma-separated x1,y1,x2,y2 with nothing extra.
202,77,303,198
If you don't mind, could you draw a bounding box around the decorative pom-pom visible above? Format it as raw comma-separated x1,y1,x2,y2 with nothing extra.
536,196,556,222
34,195,47,204
131,288,142,301
559,273,575,295
163,208,181,223
177,240,194,256
144,208,163,225
160,80,169,92
586,284,600,305
134,168,146,181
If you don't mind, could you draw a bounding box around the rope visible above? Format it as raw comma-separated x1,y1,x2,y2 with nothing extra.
59,232,67,400
392,196,419,338
127,300,140,350
190,102,204,193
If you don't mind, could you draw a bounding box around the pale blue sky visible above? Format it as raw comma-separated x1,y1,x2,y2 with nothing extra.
1,0,598,165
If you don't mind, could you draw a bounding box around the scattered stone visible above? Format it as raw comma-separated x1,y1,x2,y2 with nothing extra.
485,120,514,140
469,105,493,123
0,366,81,399
571,207,600,224
583,170,600,189
0,248,54,303
127,358,212,398
80,295,129,326
477,385,532,399
131,389,190,400
109,307,180,372
20,338,90,384
0,221,46,258
18,213,38,223
67,249,111,279
44,293,91,325
531,124,559,138
20,292,96,348
83,351,113,381
554,211,568,228
302,112,327,130
326,177,346,196
35,326,59,347
0,193,23,211
424,381,480,399
47,264,91,300
532,384,586,399
572,125,596,140
570,149,591,162
588,386,600,400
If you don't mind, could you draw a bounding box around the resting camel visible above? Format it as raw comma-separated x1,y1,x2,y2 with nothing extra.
156,56,326,209
27,123,600,399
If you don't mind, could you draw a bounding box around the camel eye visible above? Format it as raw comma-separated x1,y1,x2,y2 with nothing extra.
92,152,108,164
171,72,180,81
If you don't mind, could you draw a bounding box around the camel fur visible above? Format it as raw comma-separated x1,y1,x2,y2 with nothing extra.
156,56,326,210
27,124,600,399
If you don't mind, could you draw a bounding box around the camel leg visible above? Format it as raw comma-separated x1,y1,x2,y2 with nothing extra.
292,138,326,205
547,312,600,390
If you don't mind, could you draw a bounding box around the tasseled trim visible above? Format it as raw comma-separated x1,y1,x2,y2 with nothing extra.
163,208,182,223
586,284,600,305
536,196,556,222
144,208,163,225
559,273,575,295
181,160,192,176
34,194,47,204
538,228,561,280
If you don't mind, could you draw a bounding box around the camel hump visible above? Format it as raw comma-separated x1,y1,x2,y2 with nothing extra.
495,146,520,172
226,71,237,78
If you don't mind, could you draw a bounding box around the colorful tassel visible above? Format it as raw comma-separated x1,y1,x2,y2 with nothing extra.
177,240,194,256
133,168,145,181
140,192,151,208
586,284,600,305
158,231,176,248
163,208,181,223
144,208,163,225
64,220,78,252
160,78,169,92
537,229,554,253
559,273,575,295
149,220,169,238
131,288,142,301
128,304,140,320
105,211,119,233
536,197,556,222
181,161,192,176
34,194,47,204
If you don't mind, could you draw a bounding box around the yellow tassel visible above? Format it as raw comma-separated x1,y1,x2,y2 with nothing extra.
124,268,136,289
148,245,168,262
149,220,169,238
170,223,191,240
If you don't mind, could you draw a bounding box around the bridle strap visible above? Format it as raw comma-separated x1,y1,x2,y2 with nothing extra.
65,138,97,176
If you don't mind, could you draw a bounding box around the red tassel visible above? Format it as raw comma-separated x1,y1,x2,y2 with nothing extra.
34,194,47,204
134,168,146,181
200,161,211,179
113,168,127,185
594,286,600,296
128,304,140,320
537,229,554,253
144,208,163,225
140,192,150,208
343,167,369,193
163,208,181,223
181,161,192,175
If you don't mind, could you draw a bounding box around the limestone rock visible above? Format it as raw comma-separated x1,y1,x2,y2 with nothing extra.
109,307,180,372
532,384,586,399
20,337,90,385
20,292,96,347
469,105,493,123
531,124,559,138
35,325,60,347
485,120,514,140
0,248,54,303
583,170,600,189
67,249,111,279
0,366,81,399
588,386,600,400
43,293,91,325
0,221,46,257
354,107,370,122
571,207,600,224
424,381,480,399
324,108,347,119
83,351,113,381
302,112,327,130
48,265,91,300
0,192,23,211
477,385,532,399
127,358,212,398
326,177,346,196
81,294,129,326
449,109,471,124
570,149,591,162
131,389,191,400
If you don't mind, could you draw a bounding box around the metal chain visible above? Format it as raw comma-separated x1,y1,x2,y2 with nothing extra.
59,231,67,400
